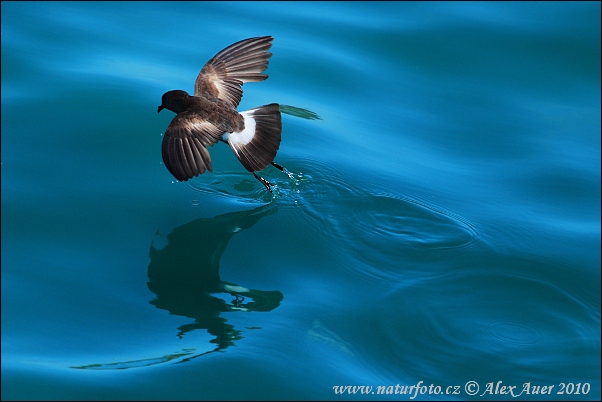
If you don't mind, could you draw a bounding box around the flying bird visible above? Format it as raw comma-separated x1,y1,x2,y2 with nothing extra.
158,36,286,192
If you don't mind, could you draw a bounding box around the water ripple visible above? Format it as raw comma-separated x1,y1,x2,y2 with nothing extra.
353,270,599,382
484,320,544,347
181,165,310,205
279,159,479,283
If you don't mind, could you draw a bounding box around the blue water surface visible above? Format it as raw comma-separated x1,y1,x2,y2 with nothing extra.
1,1,600,400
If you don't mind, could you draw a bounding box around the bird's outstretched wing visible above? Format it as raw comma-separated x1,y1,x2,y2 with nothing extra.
225,103,282,172
162,112,224,181
194,36,273,108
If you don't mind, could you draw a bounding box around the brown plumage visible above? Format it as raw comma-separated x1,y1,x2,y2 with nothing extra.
158,36,285,192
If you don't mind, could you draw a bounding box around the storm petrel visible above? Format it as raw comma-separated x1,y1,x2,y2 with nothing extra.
158,36,286,192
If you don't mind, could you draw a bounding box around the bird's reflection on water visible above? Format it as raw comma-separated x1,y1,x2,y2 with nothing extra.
72,204,282,370
147,204,283,347
72,105,317,370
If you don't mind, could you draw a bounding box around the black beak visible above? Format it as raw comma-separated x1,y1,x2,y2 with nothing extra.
158,105,164,113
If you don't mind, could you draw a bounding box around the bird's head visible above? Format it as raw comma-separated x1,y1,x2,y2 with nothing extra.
158,90,190,114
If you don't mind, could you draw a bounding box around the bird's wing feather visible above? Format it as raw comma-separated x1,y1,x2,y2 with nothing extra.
194,36,273,108
162,112,224,181
226,104,281,172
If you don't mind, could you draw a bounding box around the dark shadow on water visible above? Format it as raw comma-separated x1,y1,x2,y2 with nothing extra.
147,204,283,346
72,204,282,370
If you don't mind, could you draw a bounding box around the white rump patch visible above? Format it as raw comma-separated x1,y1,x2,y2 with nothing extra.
223,111,256,145
222,284,250,293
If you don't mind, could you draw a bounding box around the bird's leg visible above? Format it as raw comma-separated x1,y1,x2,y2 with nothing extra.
253,172,273,193
233,294,244,307
271,162,284,172
271,162,296,180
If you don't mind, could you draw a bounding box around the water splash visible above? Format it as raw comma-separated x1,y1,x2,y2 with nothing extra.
271,168,312,199
181,164,312,203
